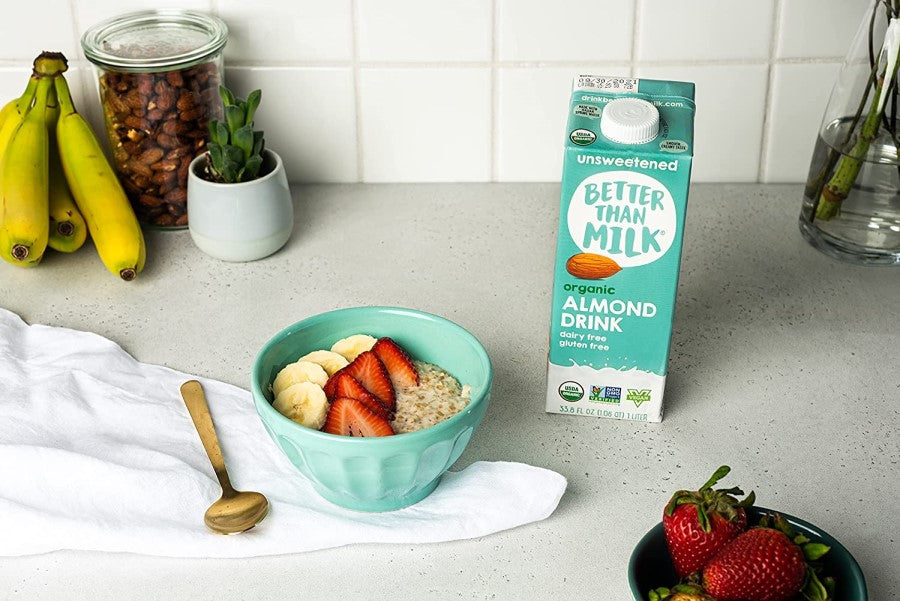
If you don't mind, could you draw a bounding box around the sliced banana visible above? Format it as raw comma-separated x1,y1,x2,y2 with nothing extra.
272,381,330,429
273,360,329,397
296,349,349,376
331,334,377,362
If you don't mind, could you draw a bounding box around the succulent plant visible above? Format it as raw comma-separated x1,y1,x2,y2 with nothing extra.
206,85,264,183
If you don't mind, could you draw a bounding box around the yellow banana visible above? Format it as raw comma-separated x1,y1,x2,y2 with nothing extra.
45,88,86,253
54,73,145,280
0,76,38,165
0,76,52,266
0,98,19,133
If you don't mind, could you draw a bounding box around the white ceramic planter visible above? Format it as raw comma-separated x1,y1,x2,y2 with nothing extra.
187,149,293,262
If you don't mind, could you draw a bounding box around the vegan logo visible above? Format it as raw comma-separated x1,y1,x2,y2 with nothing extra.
626,389,652,407
558,381,584,402
589,385,621,404
567,171,676,267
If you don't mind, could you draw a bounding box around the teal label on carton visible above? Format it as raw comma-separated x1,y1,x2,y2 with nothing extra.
546,76,695,423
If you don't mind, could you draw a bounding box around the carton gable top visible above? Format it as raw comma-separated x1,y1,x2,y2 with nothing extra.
566,75,695,156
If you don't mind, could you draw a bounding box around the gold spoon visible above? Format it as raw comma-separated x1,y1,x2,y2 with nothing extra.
180,380,269,535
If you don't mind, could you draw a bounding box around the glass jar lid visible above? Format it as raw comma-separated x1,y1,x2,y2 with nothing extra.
81,10,228,72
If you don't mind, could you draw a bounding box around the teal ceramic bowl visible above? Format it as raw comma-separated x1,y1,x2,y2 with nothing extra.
251,306,493,511
628,506,867,600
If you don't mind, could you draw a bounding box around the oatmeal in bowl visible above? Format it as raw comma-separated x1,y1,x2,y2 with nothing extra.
251,307,492,511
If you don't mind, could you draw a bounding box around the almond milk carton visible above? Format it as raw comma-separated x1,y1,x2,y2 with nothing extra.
546,75,695,422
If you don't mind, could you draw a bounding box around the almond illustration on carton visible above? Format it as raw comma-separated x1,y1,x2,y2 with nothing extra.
565,253,622,279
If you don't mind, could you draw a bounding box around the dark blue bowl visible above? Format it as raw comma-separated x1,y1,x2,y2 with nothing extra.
627,506,867,600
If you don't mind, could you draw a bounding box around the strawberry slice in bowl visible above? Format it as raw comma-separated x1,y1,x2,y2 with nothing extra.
342,350,396,411
372,337,419,388
322,397,395,437
327,372,393,421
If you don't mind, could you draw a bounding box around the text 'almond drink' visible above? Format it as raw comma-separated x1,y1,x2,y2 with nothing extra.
546,75,695,422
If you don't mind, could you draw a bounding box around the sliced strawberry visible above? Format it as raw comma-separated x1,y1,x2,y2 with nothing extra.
343,351,395,410
331,372,393,421
323,368,345,398
372,337,419,388
322,397,395,437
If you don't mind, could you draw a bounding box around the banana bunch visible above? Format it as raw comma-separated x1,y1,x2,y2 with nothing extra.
0,52,145,280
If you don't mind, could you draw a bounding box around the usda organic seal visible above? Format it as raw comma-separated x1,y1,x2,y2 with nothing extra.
570,129,596,146
558,381,584,402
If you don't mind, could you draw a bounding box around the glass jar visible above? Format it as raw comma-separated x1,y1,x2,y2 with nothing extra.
82,10,228,229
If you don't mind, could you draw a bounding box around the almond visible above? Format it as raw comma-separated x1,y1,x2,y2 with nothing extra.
136,147,164,165
565,253,622,279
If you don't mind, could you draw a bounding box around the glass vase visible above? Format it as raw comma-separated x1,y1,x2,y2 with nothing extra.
800,0,900,264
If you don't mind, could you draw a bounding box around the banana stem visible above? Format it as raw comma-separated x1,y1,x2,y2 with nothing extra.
32,52,67,78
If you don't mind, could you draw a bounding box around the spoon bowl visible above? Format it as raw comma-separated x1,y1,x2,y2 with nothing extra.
204,491,269,535
180,380,270,534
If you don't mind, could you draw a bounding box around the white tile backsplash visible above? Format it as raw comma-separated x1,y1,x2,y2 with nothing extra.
357,0,492,62
0,1,77,61
777,0,869,59
635,64,768,182
497,0,634,62
359,68,491,182
638,0,775,61
763,63,842,183
496,66,630,182
0,67,35,109
0,0,870,183
219,0,353,63
226,67,358,183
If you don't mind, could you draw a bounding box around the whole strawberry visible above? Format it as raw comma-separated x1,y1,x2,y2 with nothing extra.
702,514,832,601
663,465,755,578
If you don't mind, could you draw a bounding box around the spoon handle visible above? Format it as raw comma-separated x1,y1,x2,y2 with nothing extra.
180,380,236,497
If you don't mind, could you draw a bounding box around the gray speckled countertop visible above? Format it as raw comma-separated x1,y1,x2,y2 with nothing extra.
0,183,898,600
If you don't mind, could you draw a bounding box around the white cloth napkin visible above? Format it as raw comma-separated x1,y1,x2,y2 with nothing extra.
0,308,566,558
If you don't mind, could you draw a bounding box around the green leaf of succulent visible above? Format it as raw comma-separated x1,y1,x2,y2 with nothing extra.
207,143,223,170
245,89,261,125
232,125,254,159
223,144,243,165
803,543,831,561
215,121,230,146
219,85,236,107
225,104,245,134
208,120,221,145
221,158,241,183
242,155,263,180
253,131,265,155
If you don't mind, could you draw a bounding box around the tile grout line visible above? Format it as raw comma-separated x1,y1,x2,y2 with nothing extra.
758,0,784,183
0,57,848,70
490,0,499,182
351,0,364,183
631,0,642,77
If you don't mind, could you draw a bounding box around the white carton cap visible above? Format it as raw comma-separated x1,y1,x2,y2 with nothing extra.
600,97,660,144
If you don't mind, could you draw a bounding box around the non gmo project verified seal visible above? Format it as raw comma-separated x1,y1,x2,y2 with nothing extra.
589,386,621,404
